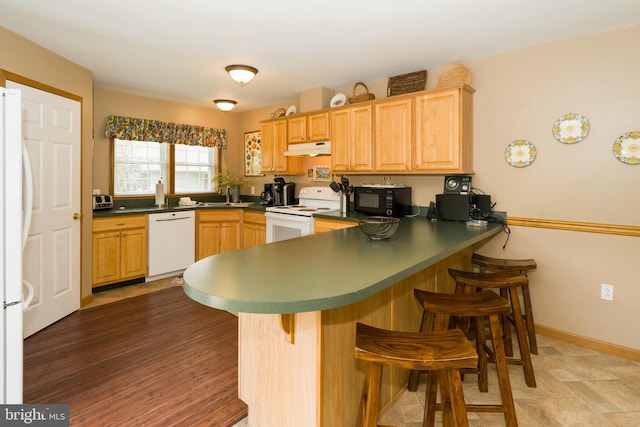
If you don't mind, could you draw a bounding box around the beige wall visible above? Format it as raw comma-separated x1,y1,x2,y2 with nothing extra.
0,27,94,303
468,25,640,351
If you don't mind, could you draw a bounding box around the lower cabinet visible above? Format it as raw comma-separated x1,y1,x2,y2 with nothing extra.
92,215,148,287
243,211,266,248
314,218,357,233
196,210,242,260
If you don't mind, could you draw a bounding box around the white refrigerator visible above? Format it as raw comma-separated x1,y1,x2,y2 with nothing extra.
1,87,34,404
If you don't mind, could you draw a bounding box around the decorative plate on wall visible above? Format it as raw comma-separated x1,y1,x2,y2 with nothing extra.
552,112,590,144
612,131,640,165
505,139,537,168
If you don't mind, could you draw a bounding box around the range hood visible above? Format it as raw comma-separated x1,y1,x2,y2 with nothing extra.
284,141,331,157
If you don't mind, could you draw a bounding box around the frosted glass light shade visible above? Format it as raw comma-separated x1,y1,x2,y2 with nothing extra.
225,65,258,85
213,99,237,111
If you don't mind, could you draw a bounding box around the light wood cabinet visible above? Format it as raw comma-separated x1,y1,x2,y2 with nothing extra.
287,112,330,143
330,105,373,173
243,211,267,248
287,115,306,143
92,215,147,287
196,210,242,260
328,85,474,175
262,86,473,175
307,112,330,142
260,119,304,175
374,97,412,172
413,85,475,173
314,218,357,233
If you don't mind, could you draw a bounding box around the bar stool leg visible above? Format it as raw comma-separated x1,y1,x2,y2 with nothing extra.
424,369,470,427
487,314,518,427
424,371,438,426
439,371,455,427
508,287,537,388
500,287,514,357
357,362,382,427
408,309,433,392
444,369,469,427
521,282,538,354
475,316,489,393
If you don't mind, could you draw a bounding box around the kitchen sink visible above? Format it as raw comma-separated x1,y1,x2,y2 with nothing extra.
198,202,254,208
112,207,168,213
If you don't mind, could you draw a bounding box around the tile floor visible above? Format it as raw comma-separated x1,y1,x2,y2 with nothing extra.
375,334,640,427
88,282,640,426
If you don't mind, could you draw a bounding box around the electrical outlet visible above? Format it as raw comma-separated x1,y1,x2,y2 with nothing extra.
601,284,614,301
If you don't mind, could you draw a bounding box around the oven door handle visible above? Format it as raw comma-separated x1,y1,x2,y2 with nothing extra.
265,212,314,223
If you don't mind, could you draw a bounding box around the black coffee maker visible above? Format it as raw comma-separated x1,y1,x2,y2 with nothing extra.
260,183,274,206
272,177,295,206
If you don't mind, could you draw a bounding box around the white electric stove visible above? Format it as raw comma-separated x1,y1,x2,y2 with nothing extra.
265,186,341,242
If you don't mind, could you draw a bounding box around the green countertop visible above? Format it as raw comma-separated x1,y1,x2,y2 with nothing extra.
182,218,504,314
92,201,266,217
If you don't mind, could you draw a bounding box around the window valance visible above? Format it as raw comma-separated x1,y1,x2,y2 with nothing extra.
104,115,227,148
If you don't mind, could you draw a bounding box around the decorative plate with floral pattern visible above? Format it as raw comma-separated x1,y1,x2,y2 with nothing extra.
612,131,640,165
505,139,537,168
552,113,590,144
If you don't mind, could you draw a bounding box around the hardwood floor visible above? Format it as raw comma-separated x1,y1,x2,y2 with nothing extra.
23,286,248,426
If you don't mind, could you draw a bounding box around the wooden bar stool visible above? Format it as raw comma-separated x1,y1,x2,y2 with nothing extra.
407,290,519,427
471,253,538,354
448,268,537,388
355,322,478,427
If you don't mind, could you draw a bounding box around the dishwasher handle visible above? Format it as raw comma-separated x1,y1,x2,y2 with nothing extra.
152,217,192,222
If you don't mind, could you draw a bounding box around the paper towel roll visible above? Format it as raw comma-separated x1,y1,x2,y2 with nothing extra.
155,181,165,206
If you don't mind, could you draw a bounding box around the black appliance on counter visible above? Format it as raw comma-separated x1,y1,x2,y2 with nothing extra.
260,183,274,206
436,193,492,221
272,177,295,206
353,186,412,217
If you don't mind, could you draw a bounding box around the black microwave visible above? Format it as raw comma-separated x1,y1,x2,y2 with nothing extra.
353,186,412,217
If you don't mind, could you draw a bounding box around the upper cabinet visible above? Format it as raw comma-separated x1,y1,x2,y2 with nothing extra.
287,112,330,143
260,119,304,175
331,104,373,173
261,85,474,175
348,85,474,174
413,85,474,173
374,98,412,172
307,112,330,141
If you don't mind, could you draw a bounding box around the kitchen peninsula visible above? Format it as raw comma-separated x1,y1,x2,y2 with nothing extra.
183,217,504,426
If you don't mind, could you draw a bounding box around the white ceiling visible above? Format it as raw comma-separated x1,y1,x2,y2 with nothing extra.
2,0,639,112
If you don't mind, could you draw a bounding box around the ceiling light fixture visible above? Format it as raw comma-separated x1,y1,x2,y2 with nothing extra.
225,64,258,86
213,99,237,112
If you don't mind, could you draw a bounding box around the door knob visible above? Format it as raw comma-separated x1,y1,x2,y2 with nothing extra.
73,212,84,220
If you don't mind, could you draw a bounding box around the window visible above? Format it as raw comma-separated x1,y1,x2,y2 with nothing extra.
114,139,166,195
113,139,218,196
174,144,216,194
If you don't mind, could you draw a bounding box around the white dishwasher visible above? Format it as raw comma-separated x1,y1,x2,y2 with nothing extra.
147,210,195,280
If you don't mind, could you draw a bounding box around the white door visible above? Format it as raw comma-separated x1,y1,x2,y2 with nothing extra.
7,81,81,338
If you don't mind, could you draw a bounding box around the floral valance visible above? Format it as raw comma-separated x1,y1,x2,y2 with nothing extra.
104,115,227,148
